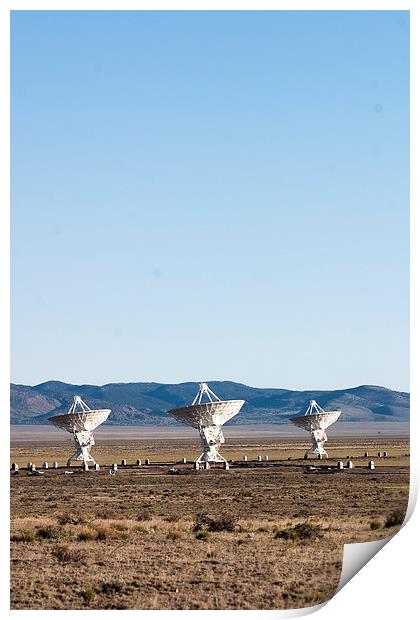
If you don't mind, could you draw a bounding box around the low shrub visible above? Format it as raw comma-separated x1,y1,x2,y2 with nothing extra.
36,526,59,540
193,513,238,533
385,510,405,528
11,530,34,543
80,586,95,604
95,527,109,541
134,525,148,534
196,530,210,541
99,579,125,594
274,522,324,541
52,544,84,563
78,529,95,542
370,520,382,530
166,531,180,541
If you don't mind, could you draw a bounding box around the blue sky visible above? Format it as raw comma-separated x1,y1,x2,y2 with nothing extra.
11,10,409,391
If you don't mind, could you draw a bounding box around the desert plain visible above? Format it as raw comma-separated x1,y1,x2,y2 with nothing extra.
10,426,409,610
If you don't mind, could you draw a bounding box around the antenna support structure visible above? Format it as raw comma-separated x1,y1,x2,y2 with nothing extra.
194,384,224,464
67,396,96,466
200,428,225,464
290,399,341,457
168,382,244,467
48,395,111,466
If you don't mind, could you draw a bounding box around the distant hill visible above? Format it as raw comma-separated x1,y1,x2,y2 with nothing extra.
10,380,410,426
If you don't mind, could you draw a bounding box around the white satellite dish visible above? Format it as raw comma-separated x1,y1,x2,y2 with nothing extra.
49,395,111,466
168,383,244,466
289,399,341,457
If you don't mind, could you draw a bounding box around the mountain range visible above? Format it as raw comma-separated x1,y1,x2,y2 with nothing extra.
10,380,410,426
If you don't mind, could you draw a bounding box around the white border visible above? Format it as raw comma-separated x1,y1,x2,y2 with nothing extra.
2,3,417,619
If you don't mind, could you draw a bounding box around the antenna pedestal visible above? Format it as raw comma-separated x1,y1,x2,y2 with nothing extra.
168,383,244,468
67,429,97,466
306,427,329,457
196,424,227,464
49,395,111,467
290,400,341,459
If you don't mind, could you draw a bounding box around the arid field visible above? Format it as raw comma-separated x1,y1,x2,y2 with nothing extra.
10,431,410,610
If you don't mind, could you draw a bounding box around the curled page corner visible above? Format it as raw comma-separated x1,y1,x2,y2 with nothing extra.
336,535,393,592
337,479,416,595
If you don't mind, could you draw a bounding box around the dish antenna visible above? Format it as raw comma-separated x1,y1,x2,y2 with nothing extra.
49,395,111,466
289,400,341,457
168,383,244,466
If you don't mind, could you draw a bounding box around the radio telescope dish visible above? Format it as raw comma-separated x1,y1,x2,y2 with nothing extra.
49,395,111,466
289,400,341,457
168,383,244,466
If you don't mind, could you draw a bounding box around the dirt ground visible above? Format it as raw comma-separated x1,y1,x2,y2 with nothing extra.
10,435,410,610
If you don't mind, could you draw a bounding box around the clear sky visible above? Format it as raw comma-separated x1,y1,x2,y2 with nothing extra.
11,10,409,391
